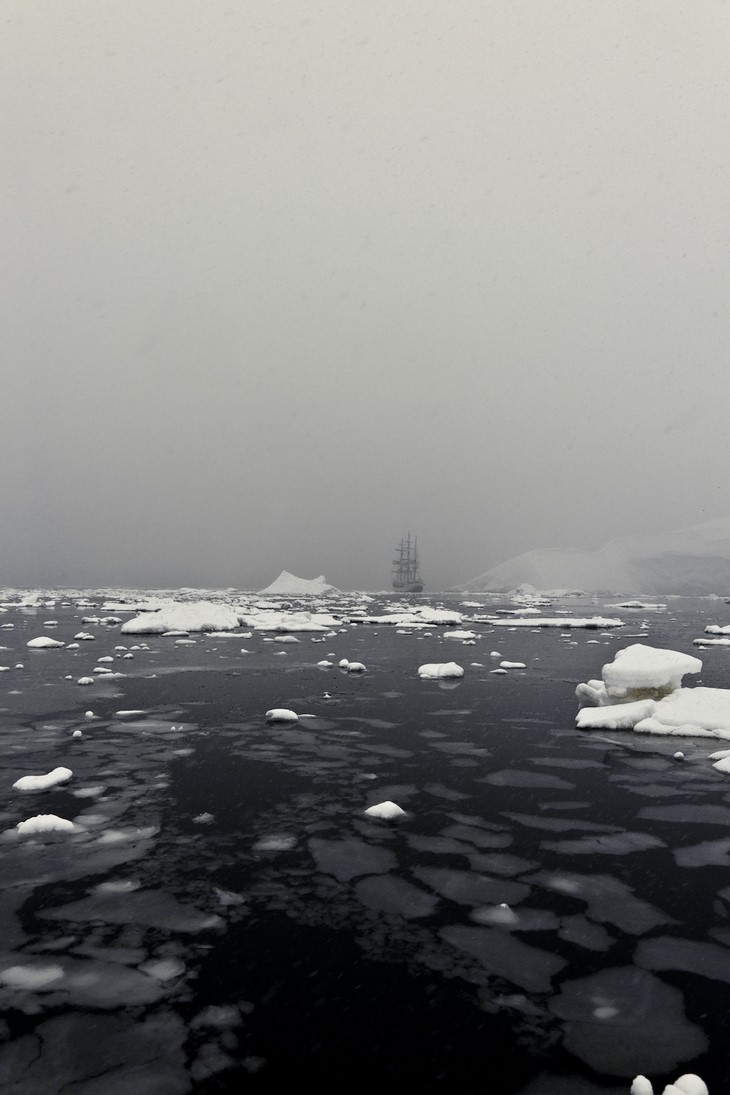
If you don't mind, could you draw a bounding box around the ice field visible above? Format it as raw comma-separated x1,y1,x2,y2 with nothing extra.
0,588,728,1093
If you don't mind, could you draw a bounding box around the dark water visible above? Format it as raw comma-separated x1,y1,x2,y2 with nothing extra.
1,594,730,1093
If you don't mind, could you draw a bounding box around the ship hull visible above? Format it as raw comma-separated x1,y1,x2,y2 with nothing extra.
393,581,424,593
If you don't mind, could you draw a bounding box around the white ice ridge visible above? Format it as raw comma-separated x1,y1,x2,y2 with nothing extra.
121,601,241,634
418,662,464,679
13,767,72,792
488,616,623,629
630,1075,708,1094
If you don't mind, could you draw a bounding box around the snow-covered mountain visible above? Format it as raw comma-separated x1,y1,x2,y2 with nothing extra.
456,517,730,595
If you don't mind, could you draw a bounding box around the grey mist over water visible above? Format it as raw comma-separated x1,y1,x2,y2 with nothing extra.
3,1,730,591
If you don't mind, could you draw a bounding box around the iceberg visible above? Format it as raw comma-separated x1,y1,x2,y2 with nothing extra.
258,571,339,596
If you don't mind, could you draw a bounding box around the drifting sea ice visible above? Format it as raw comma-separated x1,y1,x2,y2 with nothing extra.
16,814,78,835
418,662,464,679
13,767,72,792
26,636,65,649
489,616,624,629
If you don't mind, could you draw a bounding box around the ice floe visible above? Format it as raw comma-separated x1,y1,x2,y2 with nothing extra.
13,767,73,792
489,616,623,629
418,662,464,679
265,708,299,723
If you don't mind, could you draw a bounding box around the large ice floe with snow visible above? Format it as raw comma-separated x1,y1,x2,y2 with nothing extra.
121,601,241,635
577,643,730,740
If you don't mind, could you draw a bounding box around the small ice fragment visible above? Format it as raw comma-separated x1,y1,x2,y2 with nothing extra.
26,636,65,649
339,659,350,668
193,813,214,824
364,801,406,820
265,708,298,723
347,662,366,673
673,752,685,761
317,660,333,667
77,677,94,686
85,710,95,718
418,662,464,679
630,1077,654,1094
500,661,526,669
72,730,82,738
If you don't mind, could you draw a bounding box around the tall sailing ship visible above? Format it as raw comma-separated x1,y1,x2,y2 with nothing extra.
392,532,424,593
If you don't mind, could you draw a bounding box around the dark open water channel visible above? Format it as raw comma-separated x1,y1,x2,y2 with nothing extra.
1,594,730,1093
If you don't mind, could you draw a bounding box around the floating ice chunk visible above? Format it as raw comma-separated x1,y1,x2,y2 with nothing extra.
13,767,73,792
364,800,406,820
602,644,702,701
500,660,526,669
17,814,77,835
72,730,82,738
491,668,507,675
635,687,730,739
317,659,333,667
418,662,464,679
444,630,477,640
77,677,94,685
74,632,95,640
273,634,299,643
576,699,656,731
265,708,298,723
338,658,350,668
346,661,366,673
97,655,114,663
26,636,65,649
706,623,730,635
631,1075,708,1095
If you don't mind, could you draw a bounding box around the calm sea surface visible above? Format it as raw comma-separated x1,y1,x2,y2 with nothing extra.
1,593,729,1094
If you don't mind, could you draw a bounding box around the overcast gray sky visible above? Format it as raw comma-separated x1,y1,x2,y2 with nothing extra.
2,0,729,591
